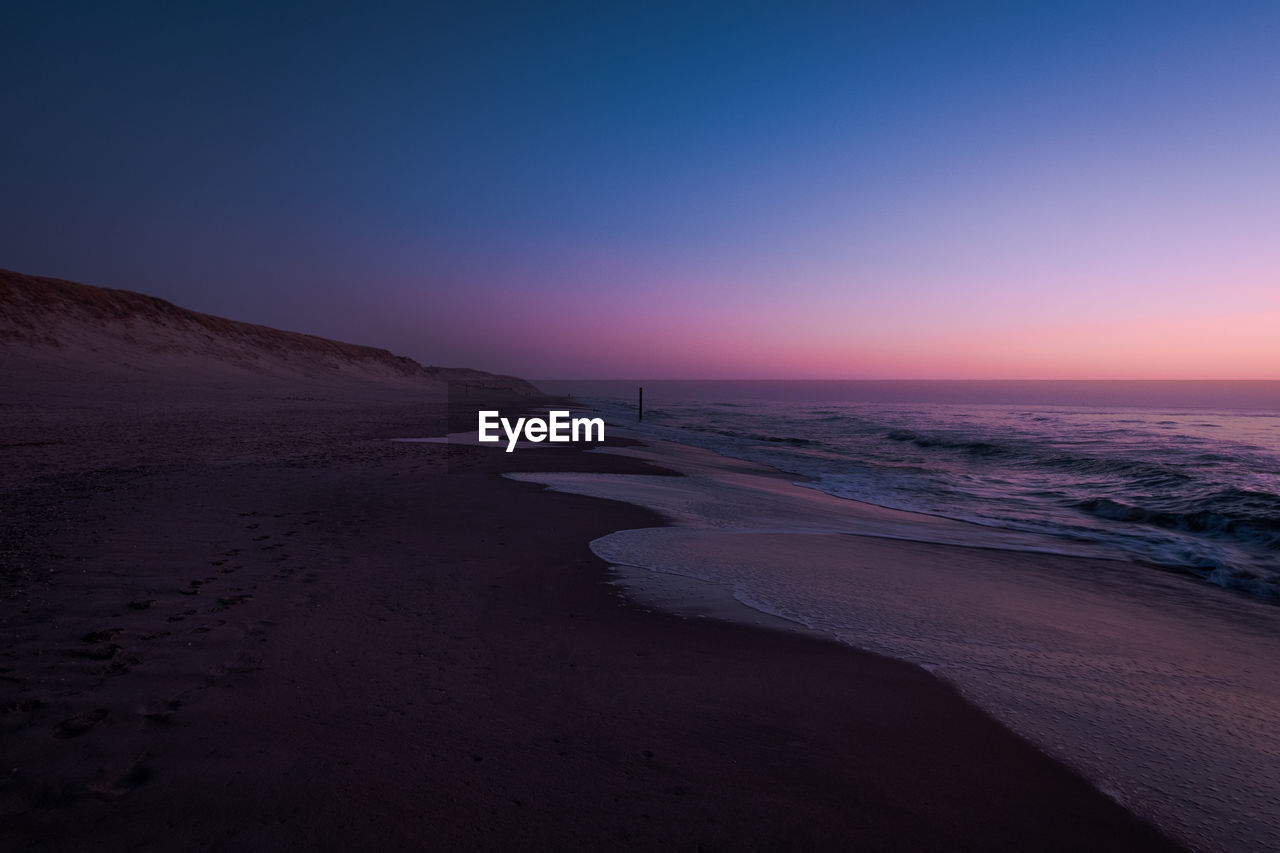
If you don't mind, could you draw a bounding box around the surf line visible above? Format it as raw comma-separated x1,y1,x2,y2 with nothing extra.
477,410,605,452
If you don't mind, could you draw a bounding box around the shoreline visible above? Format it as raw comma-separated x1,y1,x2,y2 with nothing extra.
2,388,1180,850
515,423,1280,851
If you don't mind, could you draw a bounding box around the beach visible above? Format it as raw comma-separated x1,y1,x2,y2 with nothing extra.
5,1,1275,846
0,376,1180,851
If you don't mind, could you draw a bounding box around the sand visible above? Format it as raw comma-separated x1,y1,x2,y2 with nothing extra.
0,380,1183,851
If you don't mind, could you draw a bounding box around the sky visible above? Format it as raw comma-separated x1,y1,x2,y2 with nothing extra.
2,1,1278,379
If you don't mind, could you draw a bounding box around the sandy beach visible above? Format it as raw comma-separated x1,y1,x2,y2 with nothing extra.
5,2,1274,846
0,373,1183,850
0,269,1183,849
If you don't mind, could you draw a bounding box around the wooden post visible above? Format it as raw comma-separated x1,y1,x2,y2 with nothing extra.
638,386,643,422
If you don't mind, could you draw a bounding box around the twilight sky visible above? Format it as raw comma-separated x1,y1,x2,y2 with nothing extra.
3,1,1278,379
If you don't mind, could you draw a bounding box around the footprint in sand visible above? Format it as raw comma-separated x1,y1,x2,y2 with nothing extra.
103,659,134,676
89,754,154,801
180,578,215,595
140,697,182,727
53,708,108,738
112,757,153,792
73,644,121,661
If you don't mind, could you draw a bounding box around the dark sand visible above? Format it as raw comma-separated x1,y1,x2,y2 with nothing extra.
1,385,1182,851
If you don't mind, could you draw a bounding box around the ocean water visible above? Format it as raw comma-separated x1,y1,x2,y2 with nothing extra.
539,380,1280,602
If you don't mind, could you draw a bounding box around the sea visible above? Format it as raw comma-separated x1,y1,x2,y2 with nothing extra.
538,380,1280,602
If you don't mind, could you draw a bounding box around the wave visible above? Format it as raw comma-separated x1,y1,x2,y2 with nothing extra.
885,428,1010,457
1074,491,1280,548
1035,453,1194,484
724,430,819,447
589,393,1280,604
883,427,1208,488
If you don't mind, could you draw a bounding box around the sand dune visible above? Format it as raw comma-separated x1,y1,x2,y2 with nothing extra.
0,268,535,394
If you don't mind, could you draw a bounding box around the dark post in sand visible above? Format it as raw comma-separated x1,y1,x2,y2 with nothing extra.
638,386,643,422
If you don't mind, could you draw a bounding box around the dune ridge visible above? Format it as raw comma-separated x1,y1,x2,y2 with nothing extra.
0,267,534,392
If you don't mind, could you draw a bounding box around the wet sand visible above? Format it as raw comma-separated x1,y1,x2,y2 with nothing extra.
520,435,1280,851
1,384,1181,850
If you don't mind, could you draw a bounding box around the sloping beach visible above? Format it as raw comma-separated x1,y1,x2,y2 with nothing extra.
1,271,1180,849
1,388,1180,850
515,431,1280,852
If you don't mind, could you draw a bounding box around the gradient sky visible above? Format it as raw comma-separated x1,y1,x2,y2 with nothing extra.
3,1,1278,378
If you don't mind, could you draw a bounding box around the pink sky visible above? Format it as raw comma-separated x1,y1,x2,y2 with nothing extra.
7,2,1279,380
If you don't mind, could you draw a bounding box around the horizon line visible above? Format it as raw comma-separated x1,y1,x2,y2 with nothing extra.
532,377,1280,383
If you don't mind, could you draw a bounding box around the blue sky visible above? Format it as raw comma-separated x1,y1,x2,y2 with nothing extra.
3,1,1278,377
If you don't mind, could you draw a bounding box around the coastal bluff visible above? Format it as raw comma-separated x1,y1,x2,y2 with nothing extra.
0,267,537,395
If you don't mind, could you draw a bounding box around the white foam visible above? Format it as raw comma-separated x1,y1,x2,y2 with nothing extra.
509,435,1118,557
